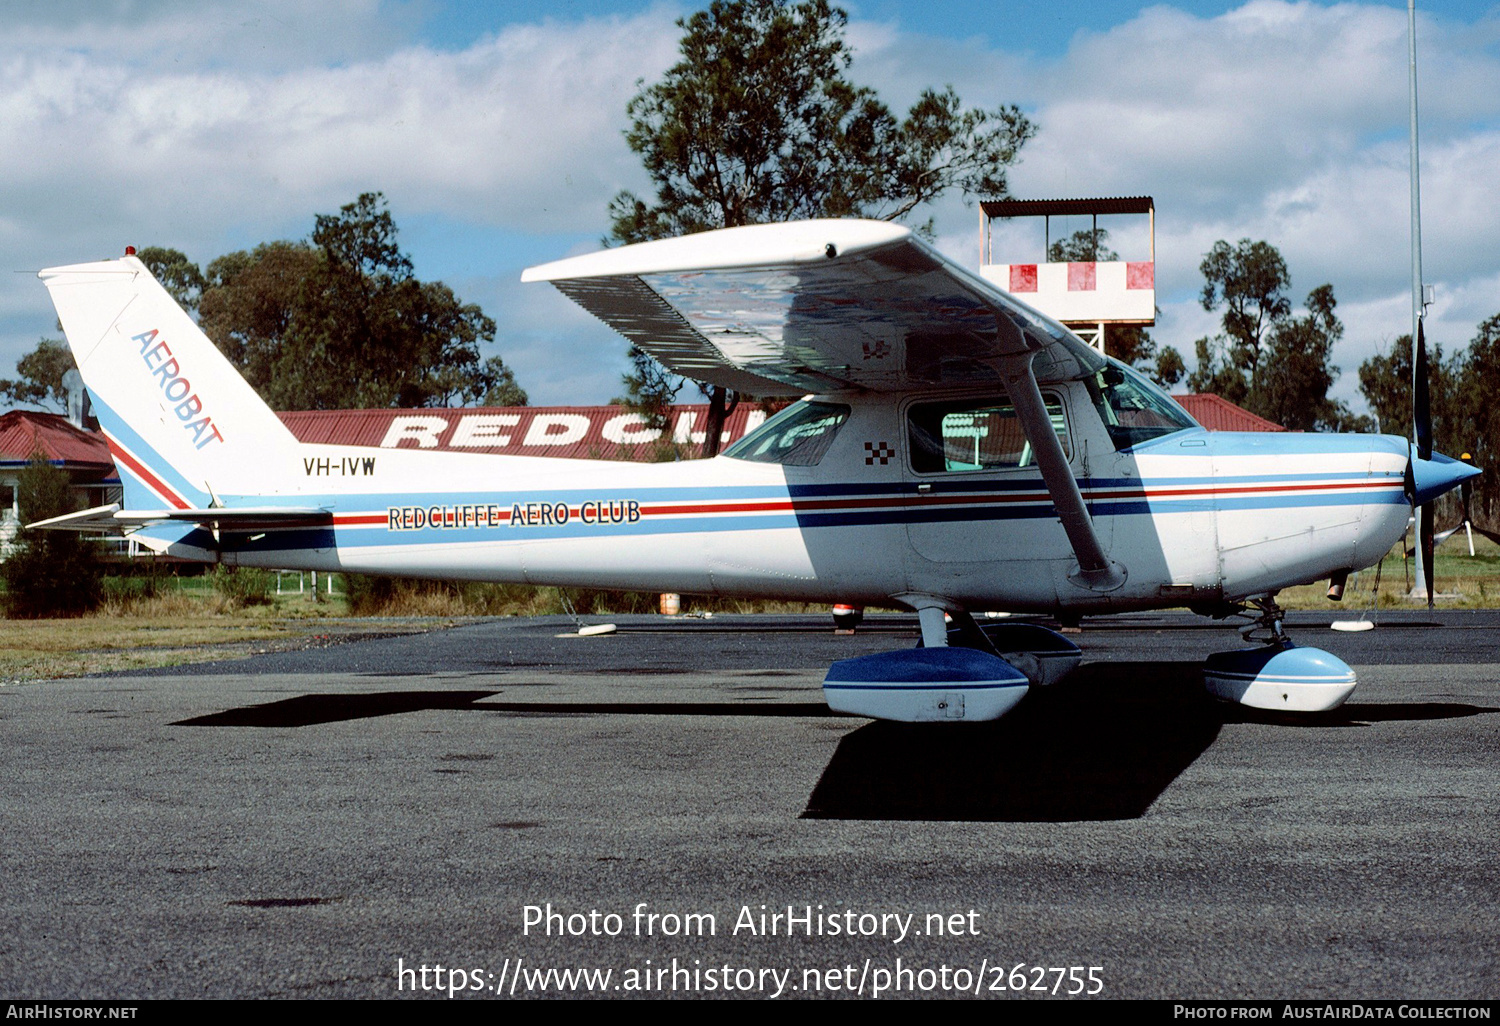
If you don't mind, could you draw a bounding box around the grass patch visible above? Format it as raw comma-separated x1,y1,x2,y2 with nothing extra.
0,570,825,682
0,611,448,682
0,572,438,682
5,532,1496,681
0,613,317,681
340,575,824,618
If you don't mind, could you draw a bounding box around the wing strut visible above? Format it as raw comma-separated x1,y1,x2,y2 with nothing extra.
1000,354,1126,592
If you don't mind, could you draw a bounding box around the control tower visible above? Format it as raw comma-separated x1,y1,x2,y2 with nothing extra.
978,196,1155,353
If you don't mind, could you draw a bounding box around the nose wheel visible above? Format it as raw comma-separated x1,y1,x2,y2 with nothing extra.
1205,594,1357,712
1241,595,1288,645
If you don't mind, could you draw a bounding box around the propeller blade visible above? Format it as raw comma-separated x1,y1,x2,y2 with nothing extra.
1411,523,1467,555
1420,503,1435,609
1415,319,1432,462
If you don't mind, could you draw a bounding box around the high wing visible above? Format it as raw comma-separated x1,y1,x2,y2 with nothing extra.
27,503,333,535
521,219,1105,395
523,219,1123,588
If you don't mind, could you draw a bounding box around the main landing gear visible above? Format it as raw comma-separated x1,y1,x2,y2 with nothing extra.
820,607,1081,723
1203,595,1357,712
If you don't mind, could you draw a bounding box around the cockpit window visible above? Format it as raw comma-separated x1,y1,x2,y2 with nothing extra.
722,400,850,466
1085,358,1196,450
908,394,1069,474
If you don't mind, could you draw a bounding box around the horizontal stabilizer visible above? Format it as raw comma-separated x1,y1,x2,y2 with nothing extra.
28,503,332,534
23,503,129,534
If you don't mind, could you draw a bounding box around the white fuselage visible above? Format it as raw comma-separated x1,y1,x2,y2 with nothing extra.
167,382,1410,615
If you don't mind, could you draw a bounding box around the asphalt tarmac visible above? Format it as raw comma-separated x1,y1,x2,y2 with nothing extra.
2,611,1496,1000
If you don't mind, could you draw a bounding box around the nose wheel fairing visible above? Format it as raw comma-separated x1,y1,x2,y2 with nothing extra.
1203,642,1357,712
1202,597,1357,712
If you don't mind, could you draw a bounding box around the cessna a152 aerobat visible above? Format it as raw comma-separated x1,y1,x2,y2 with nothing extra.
35,219,1479,722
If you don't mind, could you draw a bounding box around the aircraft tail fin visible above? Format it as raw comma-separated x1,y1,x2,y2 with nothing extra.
38,255,298,510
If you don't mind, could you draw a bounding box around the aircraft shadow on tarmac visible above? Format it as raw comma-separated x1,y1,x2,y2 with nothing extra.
172,684,1498,732
173,691,503,727
170,669,1497,822
1223,701,1500,727
803,662,1221,823
173,691,845,727
801,665,1500,822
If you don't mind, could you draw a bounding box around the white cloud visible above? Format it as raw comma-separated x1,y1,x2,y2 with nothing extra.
0,5,684,391
833,1,1496,421
453,270,634,406
2,1,1496,414
1,0,423,72
979,1,1498,416
0,8,681,246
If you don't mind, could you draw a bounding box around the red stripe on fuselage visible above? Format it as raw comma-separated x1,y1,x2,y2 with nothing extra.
1089,479,1399,502
322,478,1405,529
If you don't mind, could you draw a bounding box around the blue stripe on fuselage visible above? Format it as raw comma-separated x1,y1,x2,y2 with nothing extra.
213,484,1406,553
229,471,1403,514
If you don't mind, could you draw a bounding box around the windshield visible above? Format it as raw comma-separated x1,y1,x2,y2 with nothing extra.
722,400,850,466
1085,358,1197,450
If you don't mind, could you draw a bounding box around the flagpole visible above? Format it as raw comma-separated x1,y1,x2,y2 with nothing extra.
1408,0,1429,601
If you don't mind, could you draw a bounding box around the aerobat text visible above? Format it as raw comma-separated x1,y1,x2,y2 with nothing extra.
133,329,223,450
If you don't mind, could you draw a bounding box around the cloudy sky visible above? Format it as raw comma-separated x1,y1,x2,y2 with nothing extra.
2,0,1496,411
